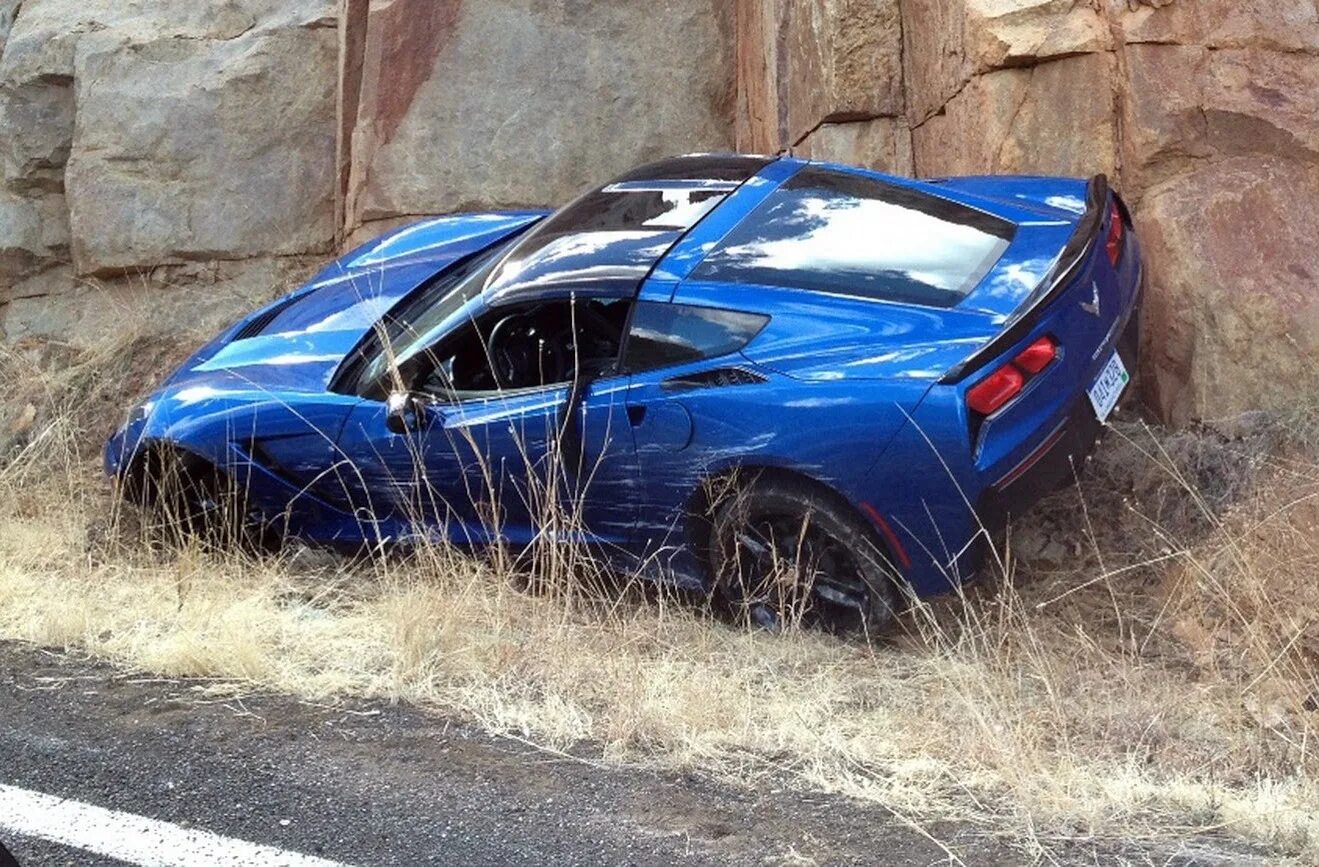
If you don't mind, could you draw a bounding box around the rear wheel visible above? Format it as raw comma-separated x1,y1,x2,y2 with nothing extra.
710,476,900,636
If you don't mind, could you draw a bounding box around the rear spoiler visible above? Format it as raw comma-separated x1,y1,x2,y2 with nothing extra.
940,174,1111,385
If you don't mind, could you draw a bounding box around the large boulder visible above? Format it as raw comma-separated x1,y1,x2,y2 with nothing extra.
734,0,902,153
911,52,1118,178
0,191,67,284
0,1,337,279
782,0,902,144
345,0,737,229
0,0,330,184
1118,0,1319,53
796,118,913,175
65,26,338,274
1116,19,1319,420
1122,44,1319,192
902,0,1111,124
734,0,784,153
1137,158,1319,425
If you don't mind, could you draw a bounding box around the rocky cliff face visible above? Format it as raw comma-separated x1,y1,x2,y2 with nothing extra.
0,0,1315,424
0,0,735,346
742,0,1319,424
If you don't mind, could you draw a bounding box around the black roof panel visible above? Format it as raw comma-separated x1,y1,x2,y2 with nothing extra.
482,155,774,307
609,154,774,185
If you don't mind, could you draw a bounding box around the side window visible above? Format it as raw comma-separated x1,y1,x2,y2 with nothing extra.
408,297,632,398
623,302,768,373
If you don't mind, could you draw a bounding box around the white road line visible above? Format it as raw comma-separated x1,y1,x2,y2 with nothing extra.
0,783,350,867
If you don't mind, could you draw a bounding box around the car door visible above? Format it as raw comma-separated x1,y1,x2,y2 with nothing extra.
330,376,638,547
431,374,639,547
619,301,771,557
330,293,640,546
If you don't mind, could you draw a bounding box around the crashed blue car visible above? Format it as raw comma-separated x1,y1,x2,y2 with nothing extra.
107,154,1142,631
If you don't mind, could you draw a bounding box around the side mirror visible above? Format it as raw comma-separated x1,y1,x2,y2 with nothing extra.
386,393,429,434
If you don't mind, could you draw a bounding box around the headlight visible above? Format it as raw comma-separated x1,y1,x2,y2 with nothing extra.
128,401,155,424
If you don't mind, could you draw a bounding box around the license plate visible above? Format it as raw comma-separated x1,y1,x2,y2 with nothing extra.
1087,351,1130,423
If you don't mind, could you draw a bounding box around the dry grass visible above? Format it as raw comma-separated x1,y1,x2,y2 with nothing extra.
2,333,1317,861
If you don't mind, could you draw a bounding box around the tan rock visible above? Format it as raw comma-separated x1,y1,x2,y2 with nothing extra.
1137,158,1319,425
0,0,331,80
1122,45,1319,192
0,1,336,273
912,52,1119,178
0,78,74,192
901,0,968,124
796,118,914,175
0,1,333,182
346,0,736,228
0,1,17,58
903,0,1111,124
1120,44,1213,193
783,0,903,144
733,0,780,152
2,257,319,346
1116,0,1319,53
965,0,1111,76
735,0,786,153
0,190,67,281
65,26,338,275
1202,49,1319,160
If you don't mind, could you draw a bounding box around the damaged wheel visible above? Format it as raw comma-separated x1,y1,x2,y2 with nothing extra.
121,446,271,550
711,476,900,636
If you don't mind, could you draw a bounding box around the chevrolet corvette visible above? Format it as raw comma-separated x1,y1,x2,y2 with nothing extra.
106,154,1142,632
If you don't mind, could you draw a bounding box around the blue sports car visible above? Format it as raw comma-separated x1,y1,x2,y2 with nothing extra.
106,154,1142,632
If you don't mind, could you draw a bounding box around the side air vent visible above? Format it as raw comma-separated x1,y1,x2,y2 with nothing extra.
662,367,768,392
232,294,301,341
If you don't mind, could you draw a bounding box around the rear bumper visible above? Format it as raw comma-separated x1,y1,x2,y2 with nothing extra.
976,284,1141,533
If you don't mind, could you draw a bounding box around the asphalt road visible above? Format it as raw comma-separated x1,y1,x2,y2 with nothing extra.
0,643,1270,866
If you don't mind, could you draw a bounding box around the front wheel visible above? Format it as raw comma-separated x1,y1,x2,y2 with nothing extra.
710,476,900,636
121,446,274,552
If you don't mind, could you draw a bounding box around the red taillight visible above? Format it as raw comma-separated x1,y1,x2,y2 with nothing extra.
967,336,1058,416
967,365,1025,416
1105,202,1124,267
1013,336,1057,374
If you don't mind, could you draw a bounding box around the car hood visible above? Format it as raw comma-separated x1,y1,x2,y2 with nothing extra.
161,211,548,395
171,328,366,394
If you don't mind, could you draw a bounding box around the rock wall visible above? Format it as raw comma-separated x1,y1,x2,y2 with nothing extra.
0,0,1315,424
739,0,1319,424
342,0,735,241
0,0,736,344
0,1,342,343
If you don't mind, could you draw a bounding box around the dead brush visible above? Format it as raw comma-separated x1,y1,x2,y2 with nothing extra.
4,328,1319,859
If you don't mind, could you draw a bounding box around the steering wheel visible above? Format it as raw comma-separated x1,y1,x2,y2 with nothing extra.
485,312,571,389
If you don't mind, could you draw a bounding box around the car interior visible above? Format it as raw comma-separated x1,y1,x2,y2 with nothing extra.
410,297,632,398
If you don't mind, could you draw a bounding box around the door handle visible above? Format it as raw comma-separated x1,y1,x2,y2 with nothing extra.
626,405,646,426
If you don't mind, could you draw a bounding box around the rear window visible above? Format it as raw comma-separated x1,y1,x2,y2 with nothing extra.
691,167,1015,308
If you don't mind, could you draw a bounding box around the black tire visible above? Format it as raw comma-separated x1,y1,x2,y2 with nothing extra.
123,446,273,551
710,475,900,636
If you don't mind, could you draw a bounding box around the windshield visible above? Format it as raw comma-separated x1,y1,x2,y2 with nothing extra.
355,237,516,392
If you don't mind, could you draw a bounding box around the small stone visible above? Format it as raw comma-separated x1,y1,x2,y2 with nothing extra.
7,403,36,435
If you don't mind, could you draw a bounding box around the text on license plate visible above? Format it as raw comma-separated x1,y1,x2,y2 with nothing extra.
1088,352,1130,423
